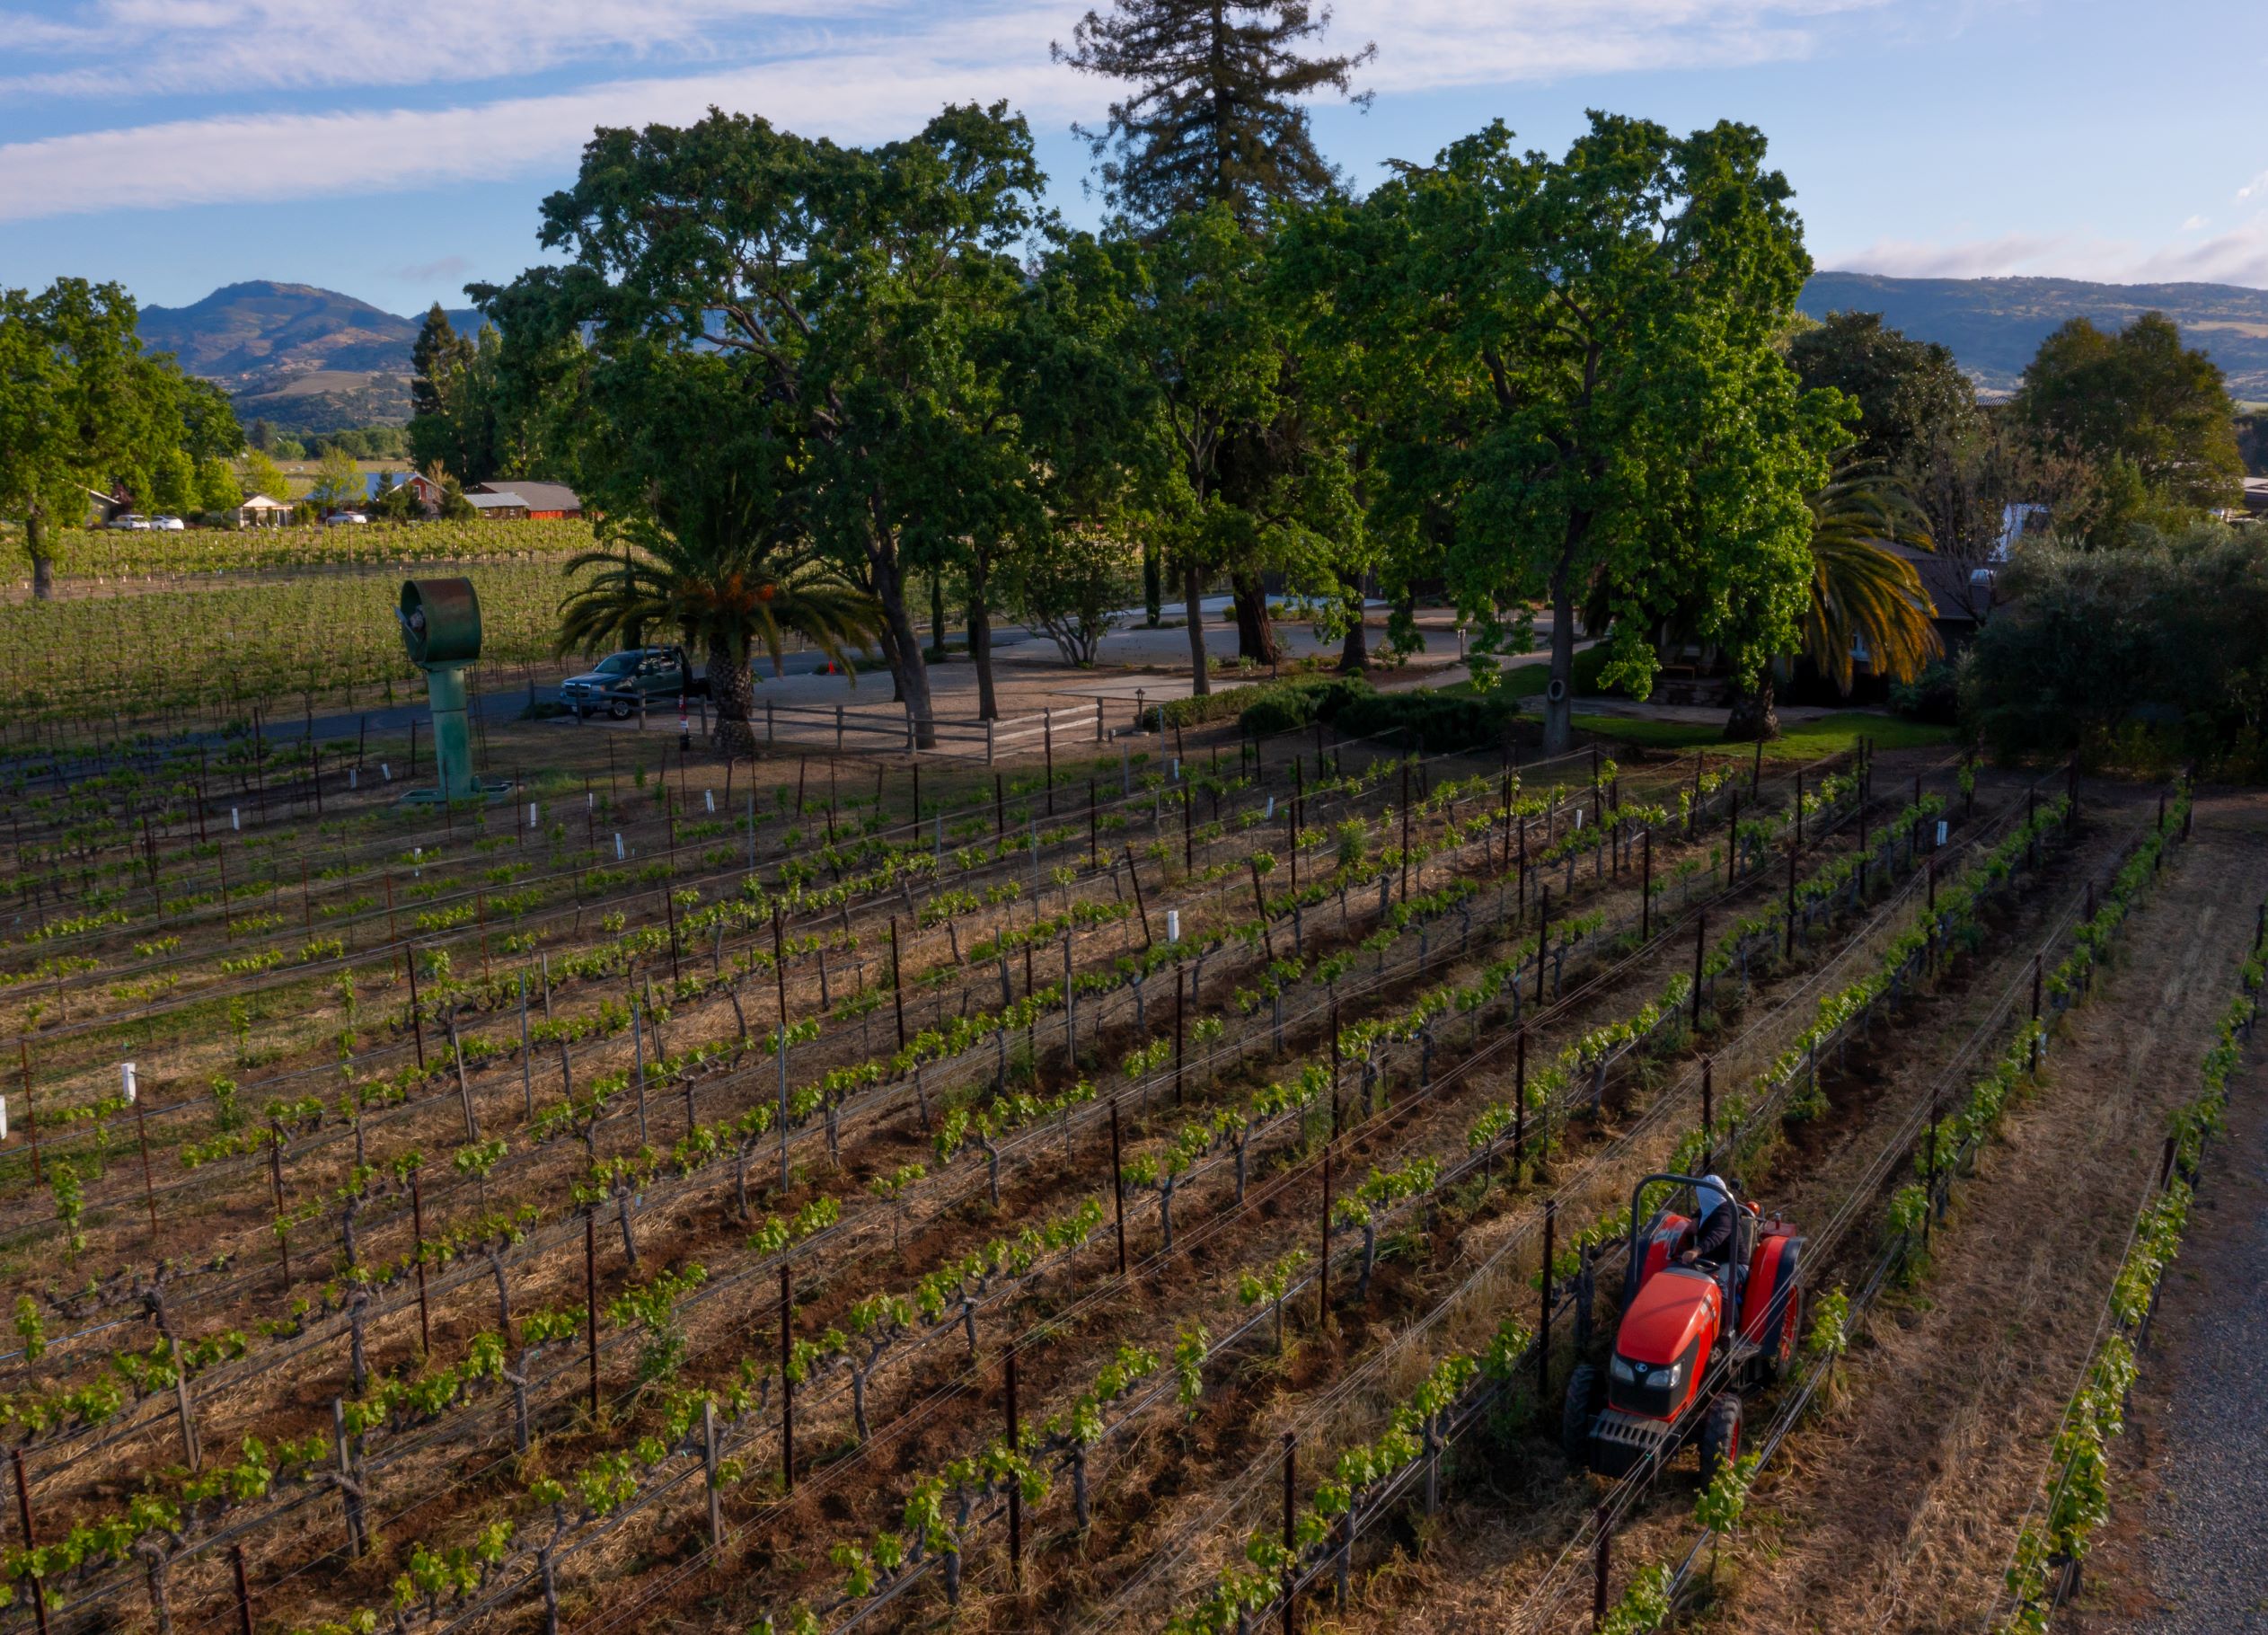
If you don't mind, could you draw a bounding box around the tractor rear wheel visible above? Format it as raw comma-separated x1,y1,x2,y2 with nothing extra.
1561,1363,1601,1467
1698,1394,1743,1484
1761,1279,1803,1383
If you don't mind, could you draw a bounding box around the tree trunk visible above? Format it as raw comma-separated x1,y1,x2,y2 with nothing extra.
1337,588,1368,673
967,561,998,721
707,637,757,759
1543,564,1576,756
1231,571,1276,664
867,531,937,747
875,607,905,703
1723,670,1780,741
1143,542,1162,628
27,515,53,603
1182,561,1211,699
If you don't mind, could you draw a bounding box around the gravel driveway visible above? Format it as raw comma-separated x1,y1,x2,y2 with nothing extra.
2129,1036,2268,1633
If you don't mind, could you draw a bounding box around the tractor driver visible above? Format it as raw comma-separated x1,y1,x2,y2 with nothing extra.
1678,1174,1736,1275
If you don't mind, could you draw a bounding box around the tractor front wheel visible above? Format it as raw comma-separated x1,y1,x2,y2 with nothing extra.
1698,1394,1743,1484
1561,1363,1601,1468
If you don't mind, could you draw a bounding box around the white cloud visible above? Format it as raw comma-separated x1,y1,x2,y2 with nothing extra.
2131,218,2268,287
0,0,1902,224
0,0,885,96
2182,213,2209,231
0,26,1085,224
2238,168,2268,200
1339,0,1889,93
1825,216,2268,289
390,255,472,282
0,0,1895,100
1824,232,2090,279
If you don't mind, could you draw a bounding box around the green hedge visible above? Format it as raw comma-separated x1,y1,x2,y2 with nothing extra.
1328,685,1524,751
1148,670,1527,753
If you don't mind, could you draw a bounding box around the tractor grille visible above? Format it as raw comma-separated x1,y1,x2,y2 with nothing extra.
1588,1410,1675,1480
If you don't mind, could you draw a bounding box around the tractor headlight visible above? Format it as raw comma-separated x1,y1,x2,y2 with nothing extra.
1647,1361,1683,1392
1611,1355,1638,1384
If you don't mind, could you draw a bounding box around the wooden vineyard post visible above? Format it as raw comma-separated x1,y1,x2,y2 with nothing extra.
703,1398,724,1550
1125,847,1152,947
1725,787,1738,883
780,1264,794,1493
1640,828,1653,940
14,1448,47,1635
1399,754,1412,901
1691,911,1707,1028
1536,886,1550,1005
1318,1148,1331,1325
1701,1056,1715,1171
133,1078,157,1242
18,1043,37,1184
2030,953,2044,1072
1174,968,1186,1106
333,1398,366,1557
1089,780,1099,869
1281,1431,1298,1635
406,945,427,1070
1785,842,1797,959
889,918,906,1054
1005,1348,1023,1588
1109,1099,1128,1275
1795,767,1805,850
1923,1099,1938,1251
411,1171,431,1355
1513,1030,1527,1176
519,973,534,1118
585,1210,600,1418
232,1543,254,1635
1539,1199,1556,1406
773,907,790,1194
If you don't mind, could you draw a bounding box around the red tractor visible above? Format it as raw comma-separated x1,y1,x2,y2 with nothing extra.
1562,1172,1805,1482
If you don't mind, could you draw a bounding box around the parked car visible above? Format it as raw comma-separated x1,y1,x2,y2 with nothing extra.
558,648,707,719
150,515,186,531
105,513,154,530
322,510,370,526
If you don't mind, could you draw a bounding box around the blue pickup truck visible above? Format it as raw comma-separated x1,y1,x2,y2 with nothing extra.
558,648,707,719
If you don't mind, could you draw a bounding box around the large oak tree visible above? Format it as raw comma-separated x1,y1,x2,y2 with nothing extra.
1290,114,1846,748
493,102,1052,747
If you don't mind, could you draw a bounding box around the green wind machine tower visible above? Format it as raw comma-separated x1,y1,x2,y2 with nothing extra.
395,577,504,805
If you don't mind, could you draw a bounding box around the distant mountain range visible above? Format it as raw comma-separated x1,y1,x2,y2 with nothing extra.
140,281,480,435
1798,271,2268,401
141,272,2268,436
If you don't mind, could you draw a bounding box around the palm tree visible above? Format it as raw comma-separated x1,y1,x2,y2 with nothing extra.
557,492,881,759
1725,467,1941,740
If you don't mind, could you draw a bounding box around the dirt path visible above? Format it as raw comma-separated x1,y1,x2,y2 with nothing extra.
1713,790,2268,1635
2068,952,2268,1632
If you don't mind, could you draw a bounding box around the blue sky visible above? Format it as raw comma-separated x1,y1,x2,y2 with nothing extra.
2,0,2264,319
